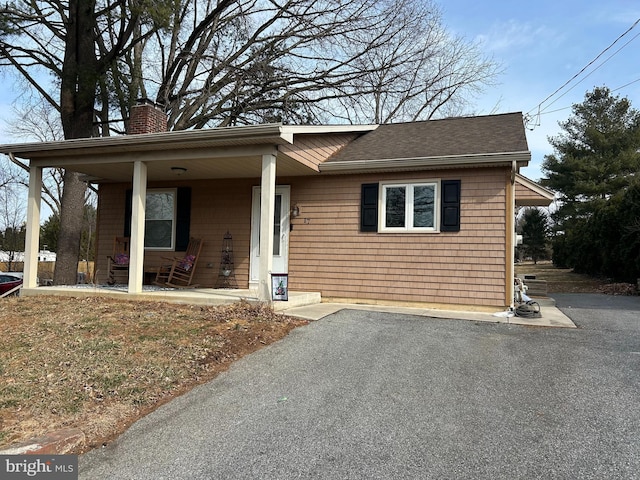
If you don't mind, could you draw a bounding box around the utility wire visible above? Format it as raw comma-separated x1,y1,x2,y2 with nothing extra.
537,30,640,114
526,74,640,122
525,18,640,129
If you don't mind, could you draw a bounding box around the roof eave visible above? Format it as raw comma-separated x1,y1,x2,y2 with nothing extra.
319,151,531,173
0,124,382,160
0,124,291,159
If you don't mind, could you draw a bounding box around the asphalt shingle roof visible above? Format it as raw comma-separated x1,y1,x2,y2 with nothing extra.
326,112,528,163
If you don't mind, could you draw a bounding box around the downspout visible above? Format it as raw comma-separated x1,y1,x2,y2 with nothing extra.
506,160,517,309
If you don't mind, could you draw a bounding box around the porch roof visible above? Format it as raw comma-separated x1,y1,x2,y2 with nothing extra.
0,124,376,183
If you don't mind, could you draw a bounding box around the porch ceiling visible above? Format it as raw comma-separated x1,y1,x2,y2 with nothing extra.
61,151,318,183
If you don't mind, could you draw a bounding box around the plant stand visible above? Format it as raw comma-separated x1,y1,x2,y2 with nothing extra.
215,231,238,288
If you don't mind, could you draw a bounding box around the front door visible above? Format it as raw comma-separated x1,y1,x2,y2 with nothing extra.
250,186,290,284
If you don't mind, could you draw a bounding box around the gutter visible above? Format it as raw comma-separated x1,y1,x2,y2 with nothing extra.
0,124,288,157
319,151,531,173
0,124,380,159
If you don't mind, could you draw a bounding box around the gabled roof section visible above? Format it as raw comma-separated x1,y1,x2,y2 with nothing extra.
321,112,530,172
515,173,555,206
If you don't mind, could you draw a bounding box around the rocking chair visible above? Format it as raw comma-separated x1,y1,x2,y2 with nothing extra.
154,237,203,288
106,236,130,285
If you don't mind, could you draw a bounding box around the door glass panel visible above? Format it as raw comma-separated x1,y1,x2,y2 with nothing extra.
273,194,281,255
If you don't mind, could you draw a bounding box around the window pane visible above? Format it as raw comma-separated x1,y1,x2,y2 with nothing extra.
145,220,173,248
145,191,175,248
146,192,174,220
413,185,435,228
385,186,406,227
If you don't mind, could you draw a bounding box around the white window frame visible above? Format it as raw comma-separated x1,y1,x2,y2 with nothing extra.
144,188,177,250
379,180,440,233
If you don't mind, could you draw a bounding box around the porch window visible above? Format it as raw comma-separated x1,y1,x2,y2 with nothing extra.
380,181,438,232
145,189,176,249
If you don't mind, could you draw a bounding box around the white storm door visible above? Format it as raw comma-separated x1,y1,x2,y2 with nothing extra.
250,186,290,283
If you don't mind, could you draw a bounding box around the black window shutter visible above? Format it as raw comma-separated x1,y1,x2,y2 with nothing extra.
175,187,191,251
360,183,379,232
124,189,132,237
441,180,461,232
123,187,191,250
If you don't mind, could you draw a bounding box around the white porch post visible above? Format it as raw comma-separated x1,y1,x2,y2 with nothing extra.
258,153,277,302
23,165,42,288
128,160,147,294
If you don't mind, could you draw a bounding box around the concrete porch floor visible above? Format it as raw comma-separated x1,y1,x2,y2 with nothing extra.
18,285,322,311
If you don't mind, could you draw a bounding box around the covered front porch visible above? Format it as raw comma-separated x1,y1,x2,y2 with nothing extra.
4,123,374,304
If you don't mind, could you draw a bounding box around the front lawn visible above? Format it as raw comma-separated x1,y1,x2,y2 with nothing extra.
0,296,306,452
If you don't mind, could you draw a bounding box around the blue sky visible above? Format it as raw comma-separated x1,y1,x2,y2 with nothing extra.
1,1,639,183
441,0,640,181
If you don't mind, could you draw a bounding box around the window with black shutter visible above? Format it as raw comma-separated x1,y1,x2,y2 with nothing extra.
361,179,460,233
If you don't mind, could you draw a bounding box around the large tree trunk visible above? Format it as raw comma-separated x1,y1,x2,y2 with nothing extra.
54,0,96,285
54,171,87,284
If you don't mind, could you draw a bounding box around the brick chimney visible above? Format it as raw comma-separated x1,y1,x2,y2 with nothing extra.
127,98,168,134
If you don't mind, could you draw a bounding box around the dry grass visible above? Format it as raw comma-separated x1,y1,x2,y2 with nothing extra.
515,261,638,294
0,296,307,452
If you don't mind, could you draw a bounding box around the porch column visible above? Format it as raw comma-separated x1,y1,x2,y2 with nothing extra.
23,165,42,288
128,160,147,294
258,153,277,301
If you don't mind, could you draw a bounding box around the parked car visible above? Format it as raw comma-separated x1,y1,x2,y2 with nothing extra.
0,273,23,295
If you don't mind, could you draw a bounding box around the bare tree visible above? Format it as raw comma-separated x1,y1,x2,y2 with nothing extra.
336,0,499,123
6,100,65,215
106,0,499,130
0,0,168,284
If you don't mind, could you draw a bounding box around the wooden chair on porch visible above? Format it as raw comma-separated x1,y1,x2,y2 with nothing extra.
106,236,130,285
154,237,204,288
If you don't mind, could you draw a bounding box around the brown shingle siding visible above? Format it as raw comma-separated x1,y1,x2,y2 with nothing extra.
97,166,510,308
287,167,508,308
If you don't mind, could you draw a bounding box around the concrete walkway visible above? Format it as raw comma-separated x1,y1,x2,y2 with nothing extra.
21,284,574,327
281,297,576,328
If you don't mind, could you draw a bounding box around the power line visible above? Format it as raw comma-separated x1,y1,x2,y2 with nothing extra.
525,76,640,124
525,18,640,129
537,30,640,114
612,76,640,92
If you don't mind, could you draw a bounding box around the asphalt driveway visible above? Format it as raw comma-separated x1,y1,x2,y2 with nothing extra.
80,294,640,479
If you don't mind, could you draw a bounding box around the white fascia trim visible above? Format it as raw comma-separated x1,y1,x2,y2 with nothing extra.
278,124,378,145
319,151,531,172
280,124,378,135
0,123,380,158
515,173,555,200
0,124,288,157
